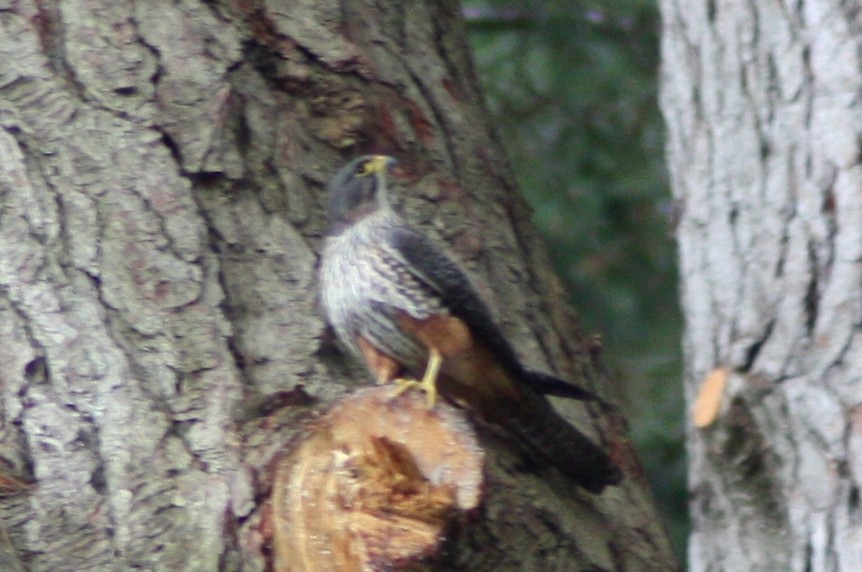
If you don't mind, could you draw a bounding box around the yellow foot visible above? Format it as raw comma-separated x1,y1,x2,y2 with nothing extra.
390,349,442,409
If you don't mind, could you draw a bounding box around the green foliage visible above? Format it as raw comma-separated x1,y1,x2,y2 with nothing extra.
464,0,687,561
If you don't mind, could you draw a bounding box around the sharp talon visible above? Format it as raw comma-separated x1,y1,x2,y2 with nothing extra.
387,349,443,409
391,377,420,399
421,349,442,408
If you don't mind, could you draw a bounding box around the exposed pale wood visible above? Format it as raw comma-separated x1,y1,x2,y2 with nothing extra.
692,368,727,428
271,387,483,572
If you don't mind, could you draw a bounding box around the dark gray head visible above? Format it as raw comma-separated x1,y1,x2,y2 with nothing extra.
326,155,397,233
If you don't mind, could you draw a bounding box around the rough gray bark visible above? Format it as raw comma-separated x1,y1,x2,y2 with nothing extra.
0,1,674,570
661,1,862,570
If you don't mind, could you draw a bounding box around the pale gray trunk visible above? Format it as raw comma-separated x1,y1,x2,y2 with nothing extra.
0,0,673,570
661,0,862,570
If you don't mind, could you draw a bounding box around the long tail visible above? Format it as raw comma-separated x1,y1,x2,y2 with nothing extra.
506,388,622,494
438,347,621,493
522,370,605,402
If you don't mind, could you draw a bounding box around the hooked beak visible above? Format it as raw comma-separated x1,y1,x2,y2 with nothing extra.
368,155,397,174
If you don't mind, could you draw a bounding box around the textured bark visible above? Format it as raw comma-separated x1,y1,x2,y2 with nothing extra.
0,1,673,570
661,1,862,570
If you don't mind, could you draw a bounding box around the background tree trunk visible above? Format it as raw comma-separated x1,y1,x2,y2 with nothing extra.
0,1,674,570
661,0,862,570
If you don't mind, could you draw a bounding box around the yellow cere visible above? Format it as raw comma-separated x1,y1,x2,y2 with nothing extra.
358,155,389,177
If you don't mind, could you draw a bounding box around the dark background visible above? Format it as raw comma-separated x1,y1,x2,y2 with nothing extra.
464,0,686,558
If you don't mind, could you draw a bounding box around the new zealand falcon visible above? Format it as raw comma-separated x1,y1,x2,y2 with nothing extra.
320,155,622,493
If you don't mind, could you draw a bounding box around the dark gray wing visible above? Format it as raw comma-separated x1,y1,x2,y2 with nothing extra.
387,225,597,401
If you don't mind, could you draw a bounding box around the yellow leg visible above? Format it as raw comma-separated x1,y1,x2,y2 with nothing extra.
391,348,442,408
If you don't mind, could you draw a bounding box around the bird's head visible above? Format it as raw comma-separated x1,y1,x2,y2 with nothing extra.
326,155,397,232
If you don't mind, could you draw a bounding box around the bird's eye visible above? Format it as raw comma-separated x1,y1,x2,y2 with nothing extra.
355,161,372,177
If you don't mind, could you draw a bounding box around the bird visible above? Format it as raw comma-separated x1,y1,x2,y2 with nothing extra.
319,154,622,493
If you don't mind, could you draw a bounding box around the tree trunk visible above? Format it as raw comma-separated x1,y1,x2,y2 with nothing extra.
661,1,862,570
0,1,673,570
